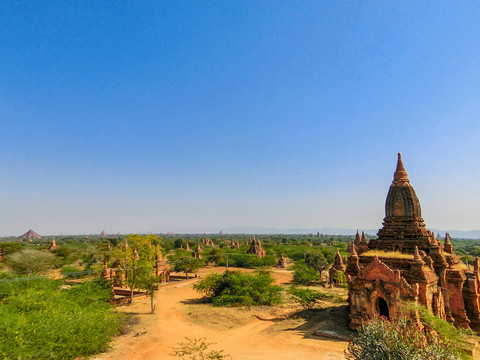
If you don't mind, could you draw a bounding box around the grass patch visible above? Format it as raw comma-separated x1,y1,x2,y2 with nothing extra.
0,277,124,359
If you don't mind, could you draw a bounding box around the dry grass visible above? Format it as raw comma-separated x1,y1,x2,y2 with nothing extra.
362,250,413,259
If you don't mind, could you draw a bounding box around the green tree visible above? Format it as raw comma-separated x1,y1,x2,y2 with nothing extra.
305,251,329,275
136,272,162,313
293,260,320,285
120,234,161,302
206,248,223,267
174,257,202,279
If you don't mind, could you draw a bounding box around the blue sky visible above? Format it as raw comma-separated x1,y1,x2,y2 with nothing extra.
1,1,480,235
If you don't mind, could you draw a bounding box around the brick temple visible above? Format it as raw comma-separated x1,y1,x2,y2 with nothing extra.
346,153,480,332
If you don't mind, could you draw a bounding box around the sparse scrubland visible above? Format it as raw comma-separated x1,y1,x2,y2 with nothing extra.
0,234,478,359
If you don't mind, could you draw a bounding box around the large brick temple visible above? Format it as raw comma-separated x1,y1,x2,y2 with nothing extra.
346,153,480,332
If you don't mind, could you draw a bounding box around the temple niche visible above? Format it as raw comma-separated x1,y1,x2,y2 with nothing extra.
346,153,480,332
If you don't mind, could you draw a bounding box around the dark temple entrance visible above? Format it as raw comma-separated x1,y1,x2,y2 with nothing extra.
377,297,390,319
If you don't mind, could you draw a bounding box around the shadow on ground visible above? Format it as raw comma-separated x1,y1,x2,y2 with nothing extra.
260,305,352,341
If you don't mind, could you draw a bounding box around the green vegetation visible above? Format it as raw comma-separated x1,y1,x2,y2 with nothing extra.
0,278,124,360
293,260,320,285
172,337,231,360
289,286,324,309
289,285,345,309
5,249,57,275
346,314,468,360
304,251,329,273
173,256,203,278
194,270,283,306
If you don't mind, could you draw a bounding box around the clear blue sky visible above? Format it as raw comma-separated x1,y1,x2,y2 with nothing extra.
1,1,480,236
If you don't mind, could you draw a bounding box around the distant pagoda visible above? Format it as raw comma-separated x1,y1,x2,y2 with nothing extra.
20,229,41,240
245,237,266,258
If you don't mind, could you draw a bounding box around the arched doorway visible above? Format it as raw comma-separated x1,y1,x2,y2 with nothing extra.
376,297,390,319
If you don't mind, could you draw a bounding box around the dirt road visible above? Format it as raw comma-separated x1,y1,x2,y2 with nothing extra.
95,268,348,360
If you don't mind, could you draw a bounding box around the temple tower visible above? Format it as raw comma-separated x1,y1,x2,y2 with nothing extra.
368,153,433,254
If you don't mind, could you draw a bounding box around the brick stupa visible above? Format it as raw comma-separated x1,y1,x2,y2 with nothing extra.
155,250,170,282
328,249,346,285
346,153,480,332
245,237,265,258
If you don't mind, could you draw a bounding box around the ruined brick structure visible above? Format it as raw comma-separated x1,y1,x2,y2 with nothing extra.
276,253,287,268
228,240,240,249
328,249,346,285
155,250,170,282
201,238,215,246
48,238,57,251
346,153,480,332
245,237,266,258
101,257,111,280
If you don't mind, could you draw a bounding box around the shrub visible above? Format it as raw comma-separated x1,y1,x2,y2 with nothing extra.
194,270,283,306
293,260,320,285
346,315,460,360
172,337,231,360
289,286,323,309
5,249,57,275
0,278,124,359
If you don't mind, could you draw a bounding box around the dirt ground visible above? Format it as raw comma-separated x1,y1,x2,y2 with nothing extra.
94,266,349,360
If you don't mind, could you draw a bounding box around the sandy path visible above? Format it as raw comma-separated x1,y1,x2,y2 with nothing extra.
95,268,347,360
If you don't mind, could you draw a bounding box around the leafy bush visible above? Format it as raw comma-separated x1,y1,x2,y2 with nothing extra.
5,249,57,275
346,315,461,360
293,260,320,285
289,286,323,309
0,278,124,359
194,270,283,306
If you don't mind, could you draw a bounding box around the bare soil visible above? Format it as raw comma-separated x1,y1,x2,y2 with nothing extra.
94,266,349,360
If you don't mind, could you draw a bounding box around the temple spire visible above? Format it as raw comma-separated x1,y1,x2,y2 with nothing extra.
414,246,422,261
444,233,453,253
361,231,367,244
393,153,410,185
334,249,344,267
355,230,361,245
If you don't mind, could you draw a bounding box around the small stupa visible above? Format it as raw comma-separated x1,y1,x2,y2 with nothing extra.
245,237,266,258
